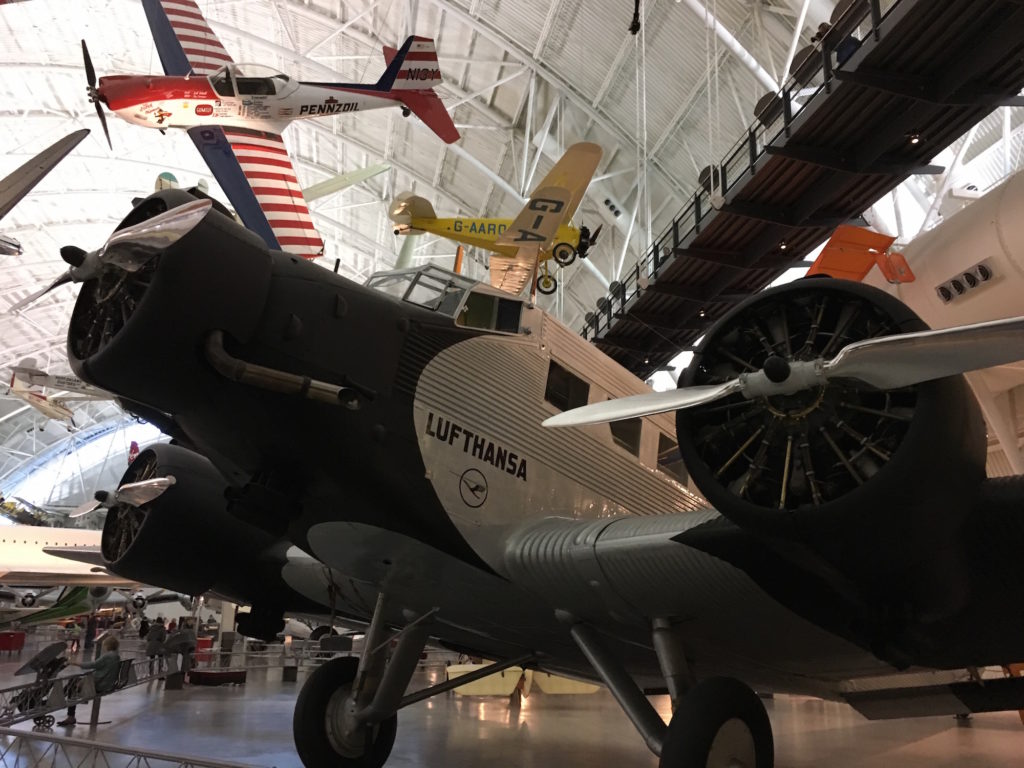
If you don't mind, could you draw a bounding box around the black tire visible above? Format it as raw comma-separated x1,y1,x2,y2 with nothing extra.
552,242,576,267
660,677,773,768
309,625,337,641
293,657,398,768
536,274,557,295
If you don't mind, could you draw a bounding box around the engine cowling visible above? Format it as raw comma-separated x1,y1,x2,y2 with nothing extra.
67,189,273,414
676,279,987,621
101,443,278,596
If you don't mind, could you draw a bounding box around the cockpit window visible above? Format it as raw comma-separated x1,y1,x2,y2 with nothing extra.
211,68,234,97
365,265,474,317
236,77,276,95
457,292,522,333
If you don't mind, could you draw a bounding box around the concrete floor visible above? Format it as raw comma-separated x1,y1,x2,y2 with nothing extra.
2,646,1023,767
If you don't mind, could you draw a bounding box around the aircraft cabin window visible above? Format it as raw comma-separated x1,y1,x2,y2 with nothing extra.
545,361,589,412
211,69,235,97
236,77,276,95
609,416,642,456
658,434,688,484
457,292,522,333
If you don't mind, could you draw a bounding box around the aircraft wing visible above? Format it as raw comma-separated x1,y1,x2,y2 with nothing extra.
488,142,601,295
0,129,90,221
489,247,541,296
520,141,603,226
143,0,324,257
491,185,572,295
188,126,324,257
142,0,234,76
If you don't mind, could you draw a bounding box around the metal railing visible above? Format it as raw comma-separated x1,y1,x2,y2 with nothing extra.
0,726,257,768
0,653,191,729
580,0,903,343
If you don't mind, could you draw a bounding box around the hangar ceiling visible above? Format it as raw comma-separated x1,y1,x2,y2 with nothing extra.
1,0,1023,506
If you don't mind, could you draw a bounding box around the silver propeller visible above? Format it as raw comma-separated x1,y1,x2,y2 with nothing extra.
69,475,176,519
8,199,212,314
543,314,1024,428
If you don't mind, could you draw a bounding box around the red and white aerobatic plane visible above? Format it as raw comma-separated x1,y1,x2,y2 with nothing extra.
83,0,459,257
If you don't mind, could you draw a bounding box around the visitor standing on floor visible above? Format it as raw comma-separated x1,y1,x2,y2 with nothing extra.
146,616,167,675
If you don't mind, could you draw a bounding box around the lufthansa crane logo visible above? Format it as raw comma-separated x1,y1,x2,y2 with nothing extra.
459,468,488,508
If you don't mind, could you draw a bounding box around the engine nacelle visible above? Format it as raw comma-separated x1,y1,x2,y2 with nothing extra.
20,592,36,607
131,591,147,611
101,443,278,596
67,189,273,414
676,279,986,621
88,586,112,612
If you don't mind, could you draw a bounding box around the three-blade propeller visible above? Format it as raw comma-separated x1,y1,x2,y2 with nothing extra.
70,475,176,519
82,40,112,150
8,199,212,314
543,315,1024,428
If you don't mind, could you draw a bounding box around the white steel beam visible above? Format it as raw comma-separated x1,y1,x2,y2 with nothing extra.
677,0,778,93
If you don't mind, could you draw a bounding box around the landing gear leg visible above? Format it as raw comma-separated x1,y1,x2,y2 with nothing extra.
566,615,774,768
293,593,434,768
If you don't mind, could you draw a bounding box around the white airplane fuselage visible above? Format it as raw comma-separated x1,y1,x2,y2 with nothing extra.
99,72,400,134
0,525,122,586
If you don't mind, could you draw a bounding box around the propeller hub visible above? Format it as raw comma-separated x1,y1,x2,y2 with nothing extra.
763,355,791,383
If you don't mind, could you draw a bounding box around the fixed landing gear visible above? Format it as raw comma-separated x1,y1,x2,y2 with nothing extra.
292,593,535,768
661,678,773,768
293,657,397,768
566,616,773,768
552,241,577,267
536,261,558,295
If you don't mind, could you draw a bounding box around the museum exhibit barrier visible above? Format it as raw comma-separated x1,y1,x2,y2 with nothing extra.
0,726,257,768
0,655,184,729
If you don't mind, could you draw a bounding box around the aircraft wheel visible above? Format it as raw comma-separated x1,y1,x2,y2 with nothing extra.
293,657,397,768
309,625,337,641
659,677,773,768
552,242,576,267
536,274,558,295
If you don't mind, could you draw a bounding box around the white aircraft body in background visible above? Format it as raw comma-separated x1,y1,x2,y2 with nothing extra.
5,358,112,428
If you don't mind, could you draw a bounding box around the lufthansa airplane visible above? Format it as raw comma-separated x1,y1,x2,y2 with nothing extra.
48,187,1024,768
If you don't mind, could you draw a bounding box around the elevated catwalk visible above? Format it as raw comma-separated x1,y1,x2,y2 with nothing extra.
585,0,1024,377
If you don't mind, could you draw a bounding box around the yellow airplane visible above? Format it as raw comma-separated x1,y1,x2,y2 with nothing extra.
389,142,603,296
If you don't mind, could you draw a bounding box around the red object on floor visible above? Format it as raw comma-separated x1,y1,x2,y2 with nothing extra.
195,636,214,663
0,631,26,653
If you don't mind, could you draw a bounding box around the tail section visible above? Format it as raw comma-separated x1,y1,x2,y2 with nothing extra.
377,37,460,144
389,192,437,234
378,36,442,90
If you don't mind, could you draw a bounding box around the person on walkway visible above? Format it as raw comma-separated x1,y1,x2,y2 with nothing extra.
67,617,82,654
146,616,167,676
57,635,120,727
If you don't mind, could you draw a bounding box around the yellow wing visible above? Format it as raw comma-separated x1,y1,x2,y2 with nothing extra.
492,142,602,295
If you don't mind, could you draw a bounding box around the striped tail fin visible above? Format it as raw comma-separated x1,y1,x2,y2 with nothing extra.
379,36,443,90
378,37,460,144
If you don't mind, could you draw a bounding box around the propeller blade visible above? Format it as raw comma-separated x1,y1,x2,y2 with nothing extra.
825,315,1024,389
81,39,96,88
95,101,112,150
7,271,72,314
589,224,603,245
543,379,743,428
69,498,103,519
99,199,212,272
114,475,175,506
